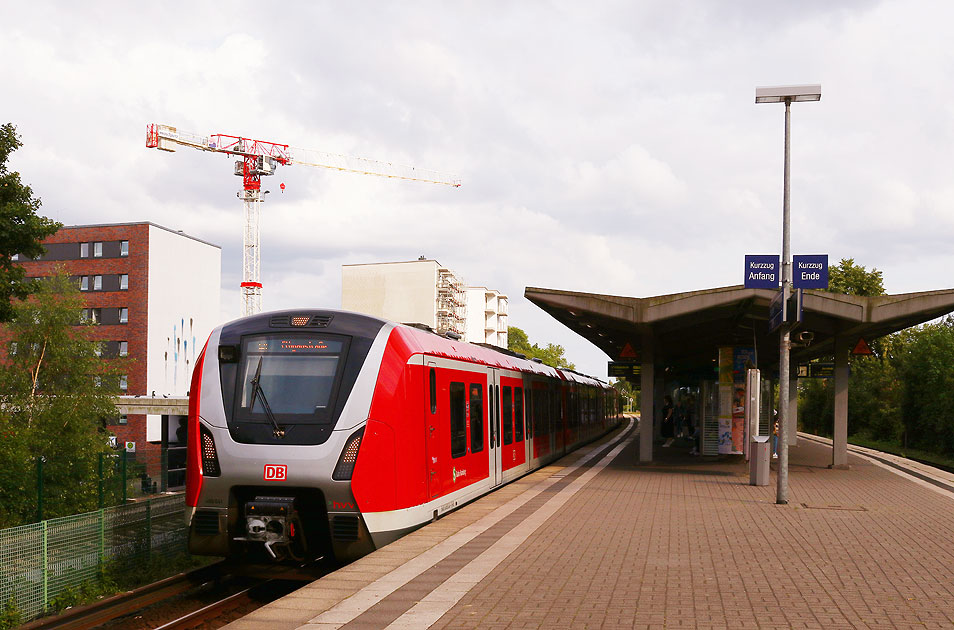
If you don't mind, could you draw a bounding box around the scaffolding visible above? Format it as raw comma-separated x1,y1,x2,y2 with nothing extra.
436,268,466,335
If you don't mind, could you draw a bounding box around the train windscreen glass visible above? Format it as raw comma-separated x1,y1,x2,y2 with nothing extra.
238,335,345,416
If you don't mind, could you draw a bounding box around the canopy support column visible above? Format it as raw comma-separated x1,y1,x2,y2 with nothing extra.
639,335,654,463
831,335,850,469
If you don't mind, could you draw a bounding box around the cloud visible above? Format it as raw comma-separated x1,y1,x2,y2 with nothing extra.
5,0,954,378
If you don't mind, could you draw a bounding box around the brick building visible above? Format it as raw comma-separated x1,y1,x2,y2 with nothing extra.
9,222,221,465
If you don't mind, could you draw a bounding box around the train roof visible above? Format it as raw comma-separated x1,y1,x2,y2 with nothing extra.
391,321,610,389
223,309,613,390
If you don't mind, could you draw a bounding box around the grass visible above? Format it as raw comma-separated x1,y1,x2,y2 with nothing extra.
42,553,216,616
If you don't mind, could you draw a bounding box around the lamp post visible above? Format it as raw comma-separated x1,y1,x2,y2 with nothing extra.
756,84,821,505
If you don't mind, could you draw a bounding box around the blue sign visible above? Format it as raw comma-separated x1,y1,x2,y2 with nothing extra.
744,255,780,289
793,254,828,289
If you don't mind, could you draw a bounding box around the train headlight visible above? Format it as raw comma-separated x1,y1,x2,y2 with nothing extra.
332,428,365,481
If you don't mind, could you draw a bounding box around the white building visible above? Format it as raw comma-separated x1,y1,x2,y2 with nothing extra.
464,286,508,347
341,259,507,346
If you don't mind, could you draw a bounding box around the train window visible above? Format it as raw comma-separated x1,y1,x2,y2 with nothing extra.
450,382,466,458
514,387,524,443
470,383,484,454
429,368,437,414
502,386,513,445
526,387,534,439
533,389,546,437
237,334,347,419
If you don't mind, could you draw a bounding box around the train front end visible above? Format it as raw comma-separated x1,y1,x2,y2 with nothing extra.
185,310,391,564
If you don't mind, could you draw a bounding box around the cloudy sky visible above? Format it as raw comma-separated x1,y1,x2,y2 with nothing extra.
5,1,953,378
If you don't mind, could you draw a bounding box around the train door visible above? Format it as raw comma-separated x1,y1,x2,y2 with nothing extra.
426,361,440,499
499,373,527,475
530,380,552,462
489,369,503,487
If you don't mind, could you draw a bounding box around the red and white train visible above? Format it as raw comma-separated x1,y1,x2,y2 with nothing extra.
186,309,622,563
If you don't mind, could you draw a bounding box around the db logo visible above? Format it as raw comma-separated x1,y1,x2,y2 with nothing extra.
264,464,287,481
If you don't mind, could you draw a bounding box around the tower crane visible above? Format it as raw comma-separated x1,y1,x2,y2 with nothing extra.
146,123,460,316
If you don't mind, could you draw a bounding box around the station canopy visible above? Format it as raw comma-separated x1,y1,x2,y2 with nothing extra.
525,285,954,379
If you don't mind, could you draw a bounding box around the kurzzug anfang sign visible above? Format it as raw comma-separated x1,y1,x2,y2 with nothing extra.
744,255,780,289
793,254,829,289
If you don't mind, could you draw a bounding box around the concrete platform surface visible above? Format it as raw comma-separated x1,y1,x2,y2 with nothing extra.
223,421,954,629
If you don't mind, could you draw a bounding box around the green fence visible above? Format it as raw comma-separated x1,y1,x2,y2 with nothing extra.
0,494,187,622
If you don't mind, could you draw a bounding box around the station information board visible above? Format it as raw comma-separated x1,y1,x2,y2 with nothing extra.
608,361,641,378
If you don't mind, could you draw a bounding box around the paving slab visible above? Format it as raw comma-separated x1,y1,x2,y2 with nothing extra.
224,422,954,630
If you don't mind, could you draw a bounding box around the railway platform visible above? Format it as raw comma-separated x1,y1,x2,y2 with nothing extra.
223,419,954,629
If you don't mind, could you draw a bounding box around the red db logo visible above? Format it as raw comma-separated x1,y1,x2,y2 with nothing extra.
264,464,287,481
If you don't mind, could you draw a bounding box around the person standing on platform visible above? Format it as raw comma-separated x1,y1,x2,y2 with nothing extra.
662,395,675,447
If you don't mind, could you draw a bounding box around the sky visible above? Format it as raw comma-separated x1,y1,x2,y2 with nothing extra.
4,1,954,380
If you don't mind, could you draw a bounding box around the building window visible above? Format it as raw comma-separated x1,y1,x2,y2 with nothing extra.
119,341,128,357
119,307,128,324
80,243,89,258
119,415,127,425
119,375,128,391
90,308,101,324
94,343,103,357
120,274,128,290
120,241,129,256
93,275,102,291
9,342,17,356
93,242,103,257
80,276,89,291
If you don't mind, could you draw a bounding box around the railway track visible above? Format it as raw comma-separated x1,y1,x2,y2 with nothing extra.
20,561,317,630
153,579,302,630
20,562,227,630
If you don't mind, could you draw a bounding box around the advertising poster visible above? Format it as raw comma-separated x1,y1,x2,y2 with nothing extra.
718,385,734,453
731,347,755,453
718,347,735,454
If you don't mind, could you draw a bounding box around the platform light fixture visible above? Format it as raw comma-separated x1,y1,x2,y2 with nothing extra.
755,85,822,103
755,84,821,506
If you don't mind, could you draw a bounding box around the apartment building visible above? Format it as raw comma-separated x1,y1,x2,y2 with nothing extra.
10,222,221,461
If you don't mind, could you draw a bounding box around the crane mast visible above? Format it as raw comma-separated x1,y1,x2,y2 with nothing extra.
146,123,459,316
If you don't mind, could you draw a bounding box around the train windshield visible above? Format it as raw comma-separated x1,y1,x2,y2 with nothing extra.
237,334,346,418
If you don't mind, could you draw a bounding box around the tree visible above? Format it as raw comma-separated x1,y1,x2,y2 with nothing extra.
894,318,954,455
826,258,885,297
0,123,61,322
0,270,124,526
800,258,887,437
508,326,576,370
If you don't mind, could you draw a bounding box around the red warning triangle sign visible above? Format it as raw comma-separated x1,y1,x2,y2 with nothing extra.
851,338,873,355
618,342,638,359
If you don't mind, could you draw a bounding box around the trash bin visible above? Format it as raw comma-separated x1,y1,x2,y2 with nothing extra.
749,435,770,486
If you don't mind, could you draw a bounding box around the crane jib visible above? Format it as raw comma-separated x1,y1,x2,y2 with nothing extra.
145,122,461,317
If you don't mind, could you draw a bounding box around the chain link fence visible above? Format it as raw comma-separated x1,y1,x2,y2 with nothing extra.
0,494,187,622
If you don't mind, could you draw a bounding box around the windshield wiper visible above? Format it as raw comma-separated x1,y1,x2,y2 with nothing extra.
249,358,285,438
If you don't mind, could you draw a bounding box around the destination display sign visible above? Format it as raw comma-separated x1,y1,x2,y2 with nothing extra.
246,335,344,354
793,254,829,289
608,361,641,378
744,255,780,289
